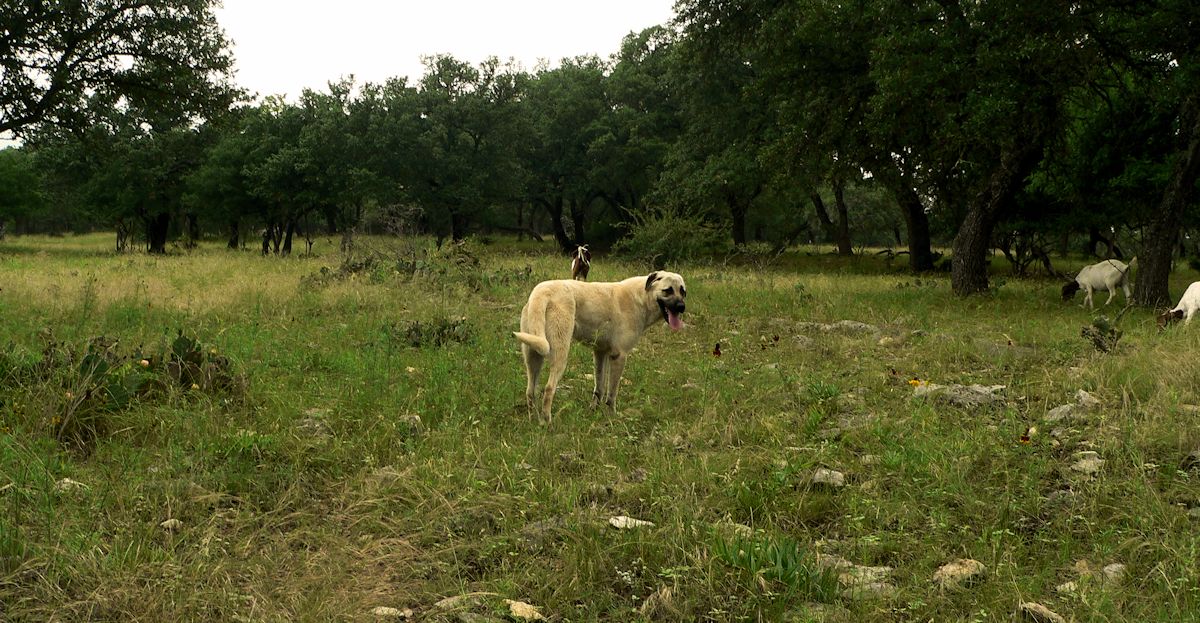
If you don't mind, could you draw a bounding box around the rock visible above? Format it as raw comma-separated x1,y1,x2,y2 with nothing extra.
159,518,183,532
1182,449,1200,472
839,564,893,586
1101,562,1127,584
295,417,330,438
608,516,655,530
1045,489,1075,506
681,382,700,390
914,383,1006,407
859,454,882,466
794,335,815,349
370,606,412,619
877,336,897,347
933,558,987,589
1046,390,1102,423
1044,403,1081,424
1018,601,1065,623
718,521,755,537
1075,389,1101,408
796,320,879,335
556,451,584,472
1188,507,1200,521
504,599,546,621
1055,580,1078,596
431,593,498,612
840,581,896,600
812,468,847,489
830,320,879,334
1071,451,1104,475
54,477,89,492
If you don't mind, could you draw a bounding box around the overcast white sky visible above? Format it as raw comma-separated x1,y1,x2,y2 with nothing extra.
215,0,678,100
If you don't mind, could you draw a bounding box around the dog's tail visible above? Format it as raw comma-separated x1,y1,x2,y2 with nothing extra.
513,331,550,356
513,295,551,357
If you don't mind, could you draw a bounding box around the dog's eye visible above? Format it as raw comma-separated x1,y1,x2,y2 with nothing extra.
680,287,686,297
663,287,674,295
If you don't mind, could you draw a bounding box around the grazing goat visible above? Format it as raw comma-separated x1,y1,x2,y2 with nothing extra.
1061,258,1135,309
570,244,591,281
1158,281,1200,328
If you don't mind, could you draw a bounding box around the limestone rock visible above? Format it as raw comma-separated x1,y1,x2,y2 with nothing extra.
370,606,412,619
914,383,1005,407
933,558,986,589
812,468,847,489
54,477,89,492
1018,602,1065,623
608,515,655,530
504,599,546,621
1070,451,1104,475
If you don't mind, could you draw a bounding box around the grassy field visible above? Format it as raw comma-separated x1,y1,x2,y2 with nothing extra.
1,232,1199,622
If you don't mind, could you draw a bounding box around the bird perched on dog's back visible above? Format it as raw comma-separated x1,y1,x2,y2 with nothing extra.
570,244,591,281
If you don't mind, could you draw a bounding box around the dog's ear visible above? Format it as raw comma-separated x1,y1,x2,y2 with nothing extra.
645,272,659,291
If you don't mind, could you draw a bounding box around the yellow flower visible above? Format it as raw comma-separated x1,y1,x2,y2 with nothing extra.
139,359,150,368
908,378,925,387
190,383,200,390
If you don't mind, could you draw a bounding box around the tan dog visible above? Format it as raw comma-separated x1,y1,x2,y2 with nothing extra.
514,271,687,420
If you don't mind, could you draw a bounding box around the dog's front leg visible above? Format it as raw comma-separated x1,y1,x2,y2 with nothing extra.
591,349,609,405
604,352,628,410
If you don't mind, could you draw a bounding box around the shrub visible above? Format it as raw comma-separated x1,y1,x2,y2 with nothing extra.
613,207,729,268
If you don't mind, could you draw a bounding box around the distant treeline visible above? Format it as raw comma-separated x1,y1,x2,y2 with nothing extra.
1,1,1198,303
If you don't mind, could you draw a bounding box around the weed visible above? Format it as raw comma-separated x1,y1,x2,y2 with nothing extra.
709,532,839,601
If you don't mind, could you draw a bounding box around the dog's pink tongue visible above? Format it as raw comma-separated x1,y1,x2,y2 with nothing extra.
667,310,683,331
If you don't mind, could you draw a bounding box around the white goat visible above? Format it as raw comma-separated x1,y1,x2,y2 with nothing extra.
1159,281,1200,327
1061,258,1134,309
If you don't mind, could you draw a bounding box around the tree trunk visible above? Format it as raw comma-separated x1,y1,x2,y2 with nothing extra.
450,211,469,242
570,198,586,245
183,212,200,249
896,188,934,272
1135,94,1200,308
227,220,239,249
831,179,852,256
951,207,994,294
147,213,170,254
541,197,573,253
282,220,295,256
869,159,935,271
952,120,1052,295
730,198,747,247
810,191,836,249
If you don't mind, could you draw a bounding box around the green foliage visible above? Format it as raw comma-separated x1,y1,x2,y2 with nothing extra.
5,329,243,448
0,0,237,137
710,532,839,600
382,316,475,349
613,206,729,267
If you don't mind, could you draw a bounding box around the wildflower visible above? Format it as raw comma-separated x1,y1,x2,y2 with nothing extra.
190,383,200,390
139,359,150,368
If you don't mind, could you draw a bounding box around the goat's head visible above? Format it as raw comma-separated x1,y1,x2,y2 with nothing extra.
1061,281,1081,301
1157,309,1184,329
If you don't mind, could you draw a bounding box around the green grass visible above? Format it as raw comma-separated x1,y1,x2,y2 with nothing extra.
1,233,1199,621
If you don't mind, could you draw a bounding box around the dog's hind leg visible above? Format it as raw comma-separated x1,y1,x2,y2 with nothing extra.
604,353,628,411
591,349,609,405
540,305,575,421
522,344,543,414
